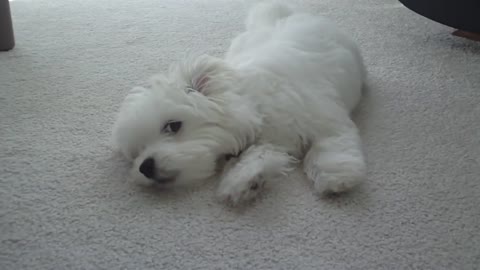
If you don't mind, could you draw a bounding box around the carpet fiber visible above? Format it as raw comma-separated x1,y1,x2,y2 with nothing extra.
1,0,480,269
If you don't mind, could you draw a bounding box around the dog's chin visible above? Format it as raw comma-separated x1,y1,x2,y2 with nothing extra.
128,173,154,187
128,169,213,189
128,174,177,188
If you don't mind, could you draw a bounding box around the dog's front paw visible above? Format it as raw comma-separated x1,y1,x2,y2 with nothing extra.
217,174,266,205
305,155,366,194
314,172,363,194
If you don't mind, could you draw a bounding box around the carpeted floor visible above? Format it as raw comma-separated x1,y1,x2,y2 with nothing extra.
1,0,480,269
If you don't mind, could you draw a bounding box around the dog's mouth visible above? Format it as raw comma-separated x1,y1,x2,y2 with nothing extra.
151,177,176,184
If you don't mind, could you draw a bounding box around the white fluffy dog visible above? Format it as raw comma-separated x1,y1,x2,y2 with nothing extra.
112,1,367,204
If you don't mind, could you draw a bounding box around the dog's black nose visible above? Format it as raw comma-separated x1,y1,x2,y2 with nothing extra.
139,157,155,179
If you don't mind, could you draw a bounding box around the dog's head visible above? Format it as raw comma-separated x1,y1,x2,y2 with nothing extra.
112,55,261,186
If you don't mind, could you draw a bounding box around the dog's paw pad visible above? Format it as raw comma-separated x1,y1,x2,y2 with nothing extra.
249,176,266,191
218,175,265,205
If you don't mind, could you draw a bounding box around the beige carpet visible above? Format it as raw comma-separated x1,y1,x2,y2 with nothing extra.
1,0,480,269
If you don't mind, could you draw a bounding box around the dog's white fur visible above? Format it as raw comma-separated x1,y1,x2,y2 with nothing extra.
112,1,367,204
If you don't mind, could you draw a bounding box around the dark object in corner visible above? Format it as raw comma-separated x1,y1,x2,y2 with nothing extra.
399,0,480,38
452,30,480,42
0,0,15,51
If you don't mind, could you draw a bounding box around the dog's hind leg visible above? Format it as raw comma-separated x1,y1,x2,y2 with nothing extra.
217,144,296,205
303,122,366,194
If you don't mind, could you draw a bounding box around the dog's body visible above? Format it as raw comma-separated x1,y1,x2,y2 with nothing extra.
113,1,367,204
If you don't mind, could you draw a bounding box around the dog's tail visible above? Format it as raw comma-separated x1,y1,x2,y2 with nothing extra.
245,1,293,30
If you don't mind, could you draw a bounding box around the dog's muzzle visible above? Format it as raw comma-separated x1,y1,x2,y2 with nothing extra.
139,157,178,184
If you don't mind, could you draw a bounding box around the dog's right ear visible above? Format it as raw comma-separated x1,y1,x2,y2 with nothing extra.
123,86,149,104
112,86,150,160
116,86,152,116
128,86,148,95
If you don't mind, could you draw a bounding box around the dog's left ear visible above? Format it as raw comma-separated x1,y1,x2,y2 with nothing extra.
187,73,209,94
184,55,231,96
122,86,149,106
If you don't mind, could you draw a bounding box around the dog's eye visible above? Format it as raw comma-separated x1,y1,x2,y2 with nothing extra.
163,121,182,134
